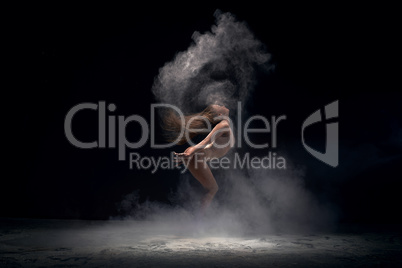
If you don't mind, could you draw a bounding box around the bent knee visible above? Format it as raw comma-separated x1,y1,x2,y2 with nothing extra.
208,184,219,195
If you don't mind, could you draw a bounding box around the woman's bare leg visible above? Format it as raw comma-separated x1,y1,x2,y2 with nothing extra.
186,154,218,215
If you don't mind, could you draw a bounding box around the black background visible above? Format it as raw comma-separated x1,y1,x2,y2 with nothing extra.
4,3,401,224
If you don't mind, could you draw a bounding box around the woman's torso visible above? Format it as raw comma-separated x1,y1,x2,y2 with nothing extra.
204,126,235,160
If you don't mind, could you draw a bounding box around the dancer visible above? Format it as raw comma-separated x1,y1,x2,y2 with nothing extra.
163,104,234,214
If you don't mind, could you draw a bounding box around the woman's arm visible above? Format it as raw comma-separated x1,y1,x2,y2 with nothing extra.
196,120,230,149
174,120,231,164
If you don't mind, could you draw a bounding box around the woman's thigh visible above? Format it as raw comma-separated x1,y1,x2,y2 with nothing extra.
187,156,217,191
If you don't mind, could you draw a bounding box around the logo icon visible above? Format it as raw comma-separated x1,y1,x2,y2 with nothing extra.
301,100,339,167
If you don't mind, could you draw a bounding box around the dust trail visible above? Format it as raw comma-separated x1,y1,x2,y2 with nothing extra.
152,10,271,113
114,160,336,235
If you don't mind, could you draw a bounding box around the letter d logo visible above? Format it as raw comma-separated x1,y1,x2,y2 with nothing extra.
301,100,338,167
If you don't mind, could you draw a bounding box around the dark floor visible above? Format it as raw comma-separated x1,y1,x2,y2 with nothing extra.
1,217,401,267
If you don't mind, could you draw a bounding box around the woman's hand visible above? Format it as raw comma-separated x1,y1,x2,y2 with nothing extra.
173,146,202,166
